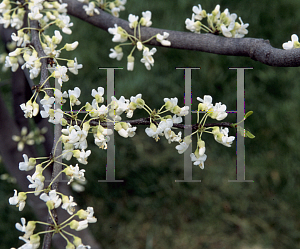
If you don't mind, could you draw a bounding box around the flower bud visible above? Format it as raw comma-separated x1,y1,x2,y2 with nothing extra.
114,122,122,131
121,122,129,130
73,236,82,247
18,192,27,202
212,4,220,16
9,48,22,56
65,41,79,51
137,41,143,51
69,220,79,230
136,98,145,108
173,105,182,115
66,242,75,249
32,101,39,116
77,209,88,219
127,55,135,71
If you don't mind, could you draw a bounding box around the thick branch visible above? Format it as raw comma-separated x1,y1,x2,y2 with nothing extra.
63,0,300,67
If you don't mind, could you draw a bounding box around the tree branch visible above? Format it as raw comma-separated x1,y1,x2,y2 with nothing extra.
65,116,233,131
62,0,300,67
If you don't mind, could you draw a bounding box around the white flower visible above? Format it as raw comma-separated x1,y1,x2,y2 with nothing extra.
62,144,74,161
85,207,97,223
116,123,136,138
56,14,73,34
48,108,64,124
130,93,144,108
282,34,300,50
18,235,40,249
111,96,130,116
108,24,128,43
15,217,36,239
109,47,123,61
53,65,69,86
53,30,63,44
209,102,228,121
65,164,86,184
83,2,100,16
156,32,171,46
68,87,81,106
111,7,120,17
190,153,207,169
176,142,189,154
76,220,89,231
213,127,235,147
128,14,139,28
220,22,235,38
5,56,19,72
27,174,44,195
141,10,152,27
91,87,105,103
176,136,192,154
197,95,213,111
192,4,206,20
40,96,55,110
20,101,33,118
9,189,27,211
63,125,87,148
140,47,157,70
127,55,134,71
65,41,79,51
67,57,83,75
164,97,178,110
234,17,249,38
185,13,201,33
28,6,43,20
172,115,182,124
178,106,189,116
76,149,91,165
40,190,62,209
19,154,36,171
62,195,77,215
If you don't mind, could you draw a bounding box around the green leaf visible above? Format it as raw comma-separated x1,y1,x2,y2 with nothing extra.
245,130,255,139
244,111,253,119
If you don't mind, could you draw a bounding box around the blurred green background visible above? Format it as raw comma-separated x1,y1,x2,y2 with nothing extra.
1,0,300,248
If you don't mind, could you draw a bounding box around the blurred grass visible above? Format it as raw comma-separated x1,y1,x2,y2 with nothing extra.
1,0,300,248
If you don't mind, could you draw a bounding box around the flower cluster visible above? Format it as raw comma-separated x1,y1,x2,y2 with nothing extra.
10,204,95,249
2,1,252,248
185,4,249,38
2,0,81,84
78,0,126,17
12,127,48,151
108,10,171,70
0,0,70,31
173,95,235,169
9,146,94,248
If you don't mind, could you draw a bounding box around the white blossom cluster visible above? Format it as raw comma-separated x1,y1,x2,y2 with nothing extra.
2,0,82,84
108,10,171,70
2,1,240,248
174,95,235,169
78,0,126,17
185,4,249,38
